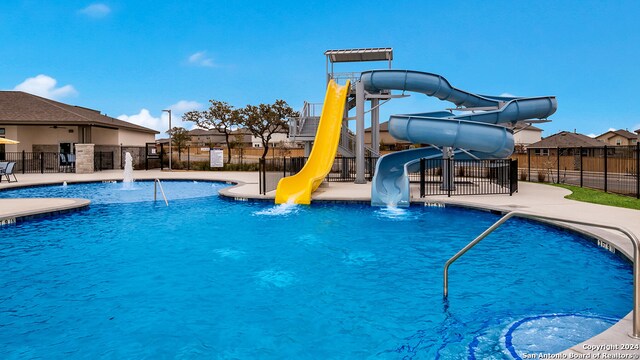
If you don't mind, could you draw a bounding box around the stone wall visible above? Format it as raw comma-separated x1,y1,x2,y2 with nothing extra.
75,144,94,174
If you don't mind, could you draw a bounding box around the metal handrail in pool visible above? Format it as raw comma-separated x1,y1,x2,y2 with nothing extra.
442,211,640,339
154,179,168,206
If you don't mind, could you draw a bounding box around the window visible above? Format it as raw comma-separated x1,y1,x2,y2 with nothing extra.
533,149,549,156
616,139,622,145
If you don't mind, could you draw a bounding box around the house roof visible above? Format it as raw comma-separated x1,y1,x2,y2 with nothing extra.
528,131,606,148
596,129,638,140
0,91,158,134
365,121,390,132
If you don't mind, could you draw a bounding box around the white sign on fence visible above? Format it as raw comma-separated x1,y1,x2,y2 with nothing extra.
210,148,224,168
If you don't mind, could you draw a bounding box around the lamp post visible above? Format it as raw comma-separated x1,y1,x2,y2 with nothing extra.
162,109,172,171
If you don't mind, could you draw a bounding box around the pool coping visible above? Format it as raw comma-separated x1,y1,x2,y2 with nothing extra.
1,172,638,357
0,197,90,225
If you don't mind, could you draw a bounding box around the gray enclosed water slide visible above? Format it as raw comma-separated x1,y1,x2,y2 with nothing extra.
362,70,557,206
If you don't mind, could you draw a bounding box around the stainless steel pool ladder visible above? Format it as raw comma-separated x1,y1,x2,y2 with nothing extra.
443,211,640,339
154,179,168,206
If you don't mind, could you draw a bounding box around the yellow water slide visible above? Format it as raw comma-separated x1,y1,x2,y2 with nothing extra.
275,79,351,204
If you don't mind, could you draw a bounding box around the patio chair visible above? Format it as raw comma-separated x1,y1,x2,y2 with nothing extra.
0,162,17,183
0,162,7,173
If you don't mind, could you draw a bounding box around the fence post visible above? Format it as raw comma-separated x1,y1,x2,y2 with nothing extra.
556,147,560,183
40,152,44,173
187,146,191,171
636,142,639,199
22,150,25,174
511,158,518,195
604,145,608,193
283,157,287,177
260,158,266,195
420,158,425,198
527,147,531,181
160,144,164,170
120,147,124,170
579,147,583,187
448,158,452,197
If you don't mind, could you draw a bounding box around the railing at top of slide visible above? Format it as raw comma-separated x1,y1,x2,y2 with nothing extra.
443,211,640,339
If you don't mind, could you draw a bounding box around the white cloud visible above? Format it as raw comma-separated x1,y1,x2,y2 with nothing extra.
169,100,202,113
499,93,516,98
188,51,215,67
78,3,111,18
117,109,160,132
117,100,203,136
587,133,597,138
633,124,640,133
608,127,616,132
14,74,78,100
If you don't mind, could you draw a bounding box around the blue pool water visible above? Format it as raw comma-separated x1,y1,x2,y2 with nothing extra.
0,181,633,359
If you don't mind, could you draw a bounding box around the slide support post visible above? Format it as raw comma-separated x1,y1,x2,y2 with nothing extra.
355,80,366,184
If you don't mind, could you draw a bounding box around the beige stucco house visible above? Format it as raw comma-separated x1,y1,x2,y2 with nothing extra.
595,129,638,146
365,121,411,151
512,124,543,148
0,91,158,166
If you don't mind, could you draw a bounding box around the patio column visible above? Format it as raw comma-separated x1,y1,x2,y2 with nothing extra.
75,143,95,174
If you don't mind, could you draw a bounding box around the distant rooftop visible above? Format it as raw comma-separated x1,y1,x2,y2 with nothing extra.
596,129,638,140
324,48,393,63
528,131,606,148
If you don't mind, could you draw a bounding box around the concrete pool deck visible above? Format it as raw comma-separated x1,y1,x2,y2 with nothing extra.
1,169,639,357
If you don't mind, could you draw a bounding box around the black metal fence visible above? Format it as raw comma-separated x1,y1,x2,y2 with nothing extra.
258,157,306,195
95,151,115,171
418,158,518,197
516,144,640,198
0,151,117,173
1,152,67,173
258,157,379,195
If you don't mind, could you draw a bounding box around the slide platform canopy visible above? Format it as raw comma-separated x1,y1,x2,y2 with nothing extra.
324,48,393,63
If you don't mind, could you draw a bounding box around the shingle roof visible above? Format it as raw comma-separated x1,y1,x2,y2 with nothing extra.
597,129,638,140
365,121,390,132
0,91,158,134
528,131,606,148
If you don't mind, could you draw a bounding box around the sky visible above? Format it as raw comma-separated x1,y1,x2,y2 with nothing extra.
1,0,639,138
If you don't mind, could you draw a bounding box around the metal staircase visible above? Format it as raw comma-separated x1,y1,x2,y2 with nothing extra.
289,99,380,158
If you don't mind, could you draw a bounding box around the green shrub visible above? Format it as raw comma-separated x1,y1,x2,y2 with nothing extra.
537,170,546,182
519,169,527,181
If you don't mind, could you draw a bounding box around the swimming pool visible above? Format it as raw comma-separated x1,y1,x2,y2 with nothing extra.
0,181,633,359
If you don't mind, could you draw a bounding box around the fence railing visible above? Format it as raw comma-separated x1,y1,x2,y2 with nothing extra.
258,156,379,195
94,151,115,171
514,144,640,199
258,157,305,195
1,152,67,173
418,158,517,197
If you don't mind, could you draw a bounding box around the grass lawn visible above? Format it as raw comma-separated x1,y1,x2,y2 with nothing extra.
551,183,640,210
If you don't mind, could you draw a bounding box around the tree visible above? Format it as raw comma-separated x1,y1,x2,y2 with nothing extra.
182,100,243,164
242,99,298,160
166,127,191,161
